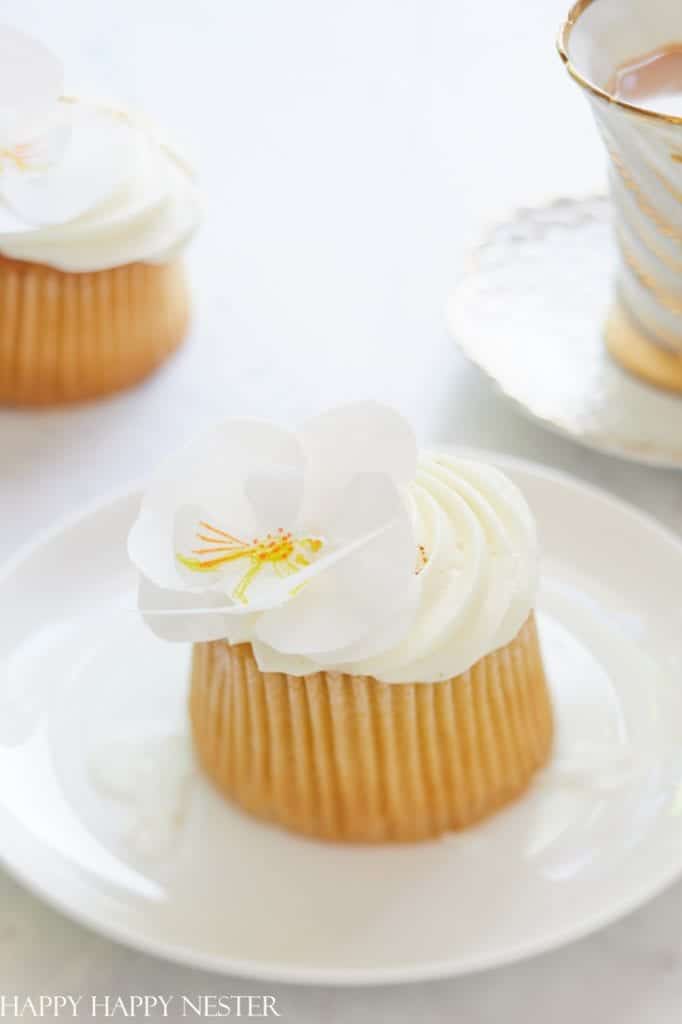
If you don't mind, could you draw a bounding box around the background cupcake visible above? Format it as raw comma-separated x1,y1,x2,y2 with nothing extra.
0,27,200,406
129,402,553,843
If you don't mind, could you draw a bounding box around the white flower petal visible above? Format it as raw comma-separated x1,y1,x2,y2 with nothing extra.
0,108,119,223
0,28,63,147
137,576,239,643
128,420,304,588
254,473,415,655
128,502,179,591
250,642,317,677
0,115,70,194
138,575,261,643
143,418,302,522
244,465,304,533
300,402,417,522
323,469,407,544
314,576,421,668
222,613,261,645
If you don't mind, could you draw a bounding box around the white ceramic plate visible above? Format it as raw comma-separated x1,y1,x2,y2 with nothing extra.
1,454,682,986
448,195,682,469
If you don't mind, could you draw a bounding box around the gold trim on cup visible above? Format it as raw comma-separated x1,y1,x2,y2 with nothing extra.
557,0,682,126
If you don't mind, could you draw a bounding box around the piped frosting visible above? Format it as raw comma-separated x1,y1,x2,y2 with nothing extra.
0,98,200,272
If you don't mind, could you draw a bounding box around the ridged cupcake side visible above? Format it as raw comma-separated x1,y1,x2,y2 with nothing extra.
189,614,553,843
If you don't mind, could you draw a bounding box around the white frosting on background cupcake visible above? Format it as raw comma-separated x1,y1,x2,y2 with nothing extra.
0,99,200,272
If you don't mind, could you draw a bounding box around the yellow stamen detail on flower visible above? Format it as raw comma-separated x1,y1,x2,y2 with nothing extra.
0,143,39,174
177,520,324,606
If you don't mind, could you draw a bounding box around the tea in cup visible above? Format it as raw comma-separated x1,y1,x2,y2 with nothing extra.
559,0,682,392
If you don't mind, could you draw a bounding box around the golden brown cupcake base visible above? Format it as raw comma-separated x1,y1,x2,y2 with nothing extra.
605,303,682,394
0,255,189,406
189,615,553,843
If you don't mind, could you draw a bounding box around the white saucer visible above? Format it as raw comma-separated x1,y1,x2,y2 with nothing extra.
2,454,682,986
448,196,682,469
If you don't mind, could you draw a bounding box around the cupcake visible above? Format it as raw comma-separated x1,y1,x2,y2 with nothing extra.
0,28,200,406
129,402,553,842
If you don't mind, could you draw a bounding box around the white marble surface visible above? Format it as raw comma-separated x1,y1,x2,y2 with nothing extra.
1,0,682,1019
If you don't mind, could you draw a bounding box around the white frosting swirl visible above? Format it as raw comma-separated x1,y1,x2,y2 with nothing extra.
252,451,538,683
0,99,200,271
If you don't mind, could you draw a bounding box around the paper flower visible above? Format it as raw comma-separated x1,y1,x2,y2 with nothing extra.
0,27,68,182
128,402,422,667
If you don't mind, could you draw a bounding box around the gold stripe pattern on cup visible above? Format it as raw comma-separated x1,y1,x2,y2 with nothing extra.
606,144,682,241
617,191,682,275
616,227,682,316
